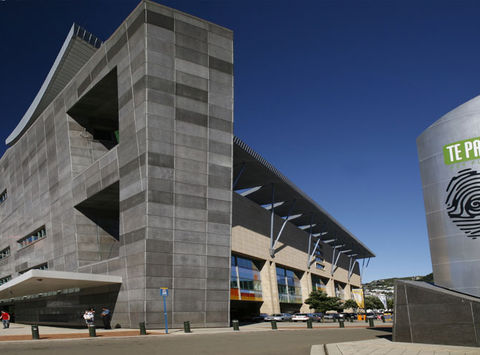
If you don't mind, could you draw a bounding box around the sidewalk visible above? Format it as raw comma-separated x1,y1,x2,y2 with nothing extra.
311,338,480,354
0,320,391,342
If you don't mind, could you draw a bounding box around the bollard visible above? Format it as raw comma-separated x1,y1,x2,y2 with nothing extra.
232,320,240,331
306,319,313,329
365,315,368,323
333,317,336,323
271,320,277,330
31,325,39,340
368,318,374,327
339,320,345,328
183,321,191,333
350,317,354,323
139,322,147,335
88,324,96,337
381,316,385,323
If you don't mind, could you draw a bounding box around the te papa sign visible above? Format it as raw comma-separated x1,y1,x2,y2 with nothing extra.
443,137,480,165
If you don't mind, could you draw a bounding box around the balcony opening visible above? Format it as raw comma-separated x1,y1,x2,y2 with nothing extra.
68,68,119,150
75,182,119,242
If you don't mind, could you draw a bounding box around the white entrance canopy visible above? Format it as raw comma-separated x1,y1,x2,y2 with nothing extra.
0,270,122,299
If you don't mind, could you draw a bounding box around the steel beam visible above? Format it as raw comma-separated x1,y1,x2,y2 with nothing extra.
270,198,297,257
240,185,262,196
233,163,246,189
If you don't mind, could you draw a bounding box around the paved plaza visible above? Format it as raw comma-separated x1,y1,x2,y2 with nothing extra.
0,322,478,354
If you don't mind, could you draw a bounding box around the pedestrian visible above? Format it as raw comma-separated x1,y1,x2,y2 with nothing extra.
1,311,10,329
101,307,112,329
83,308,94,327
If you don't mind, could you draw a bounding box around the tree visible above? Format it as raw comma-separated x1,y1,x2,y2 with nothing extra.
364,296,384,310
343,299,358,312
387,298,394,310
304,290,343,313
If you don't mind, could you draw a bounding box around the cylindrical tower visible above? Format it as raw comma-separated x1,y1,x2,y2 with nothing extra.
418,95,480,297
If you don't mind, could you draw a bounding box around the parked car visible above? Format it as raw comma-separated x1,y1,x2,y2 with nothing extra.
265,313,292,322
324,312,342,320
310,313,324,322
251,313,269,322
292,313,311,322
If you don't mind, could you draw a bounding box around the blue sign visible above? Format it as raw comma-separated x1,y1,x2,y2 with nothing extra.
160,288,169,334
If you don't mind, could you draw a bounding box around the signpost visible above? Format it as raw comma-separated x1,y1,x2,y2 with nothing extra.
160,287,169,334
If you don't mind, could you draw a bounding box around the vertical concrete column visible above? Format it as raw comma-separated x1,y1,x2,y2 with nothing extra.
259,260,280,314
326,278,336,297
344,284,352,300
300,271,312,312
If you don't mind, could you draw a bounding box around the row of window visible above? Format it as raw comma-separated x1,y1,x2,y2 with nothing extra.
19,263,48,274
0,247,10,260
230,255,336,304
0,276,11,286
17,227,46,249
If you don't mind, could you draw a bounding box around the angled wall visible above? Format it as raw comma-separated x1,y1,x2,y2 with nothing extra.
394,280,480,347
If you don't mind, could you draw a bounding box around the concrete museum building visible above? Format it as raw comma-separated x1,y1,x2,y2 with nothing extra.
0,1,374,328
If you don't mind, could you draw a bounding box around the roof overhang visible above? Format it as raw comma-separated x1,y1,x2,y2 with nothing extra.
0,270,122,299
6,24,102,146
233,136,375,259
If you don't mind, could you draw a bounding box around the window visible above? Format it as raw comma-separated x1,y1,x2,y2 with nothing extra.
230,255,262,301
17,227,46,249
0,190,7,204
19,263,48,274
0,247,10,260
312,275,328,293
0,275,11,285
316,263,325,270
276,266,302,304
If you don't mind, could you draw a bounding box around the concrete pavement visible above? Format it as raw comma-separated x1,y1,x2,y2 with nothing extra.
312,338,480,354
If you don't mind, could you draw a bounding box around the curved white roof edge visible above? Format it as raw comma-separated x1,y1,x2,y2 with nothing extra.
6,24,102,147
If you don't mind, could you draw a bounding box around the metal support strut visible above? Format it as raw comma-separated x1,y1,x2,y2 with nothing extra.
270,197,299,257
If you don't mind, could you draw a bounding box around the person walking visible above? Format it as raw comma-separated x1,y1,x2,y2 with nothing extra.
101,307,112,329
83,308,94,327
1,311,10,329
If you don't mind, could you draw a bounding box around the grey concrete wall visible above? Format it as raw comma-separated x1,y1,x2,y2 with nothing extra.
0,0,233,329
394,280,480,347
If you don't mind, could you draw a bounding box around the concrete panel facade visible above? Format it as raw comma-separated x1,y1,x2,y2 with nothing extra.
394,280,480,347
0,0,233,329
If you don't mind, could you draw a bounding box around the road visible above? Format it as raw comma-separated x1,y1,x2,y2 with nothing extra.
0,327,391,355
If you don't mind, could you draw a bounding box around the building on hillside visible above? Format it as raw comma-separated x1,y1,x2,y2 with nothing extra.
0,0,374,328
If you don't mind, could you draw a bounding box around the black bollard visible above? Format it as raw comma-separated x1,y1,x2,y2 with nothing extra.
350,316,354,323
271,320,277,330
88,324,96,337
333,317,336,323
139,322,147,335
368,318,374,327
232,320,240,331
307,319,313,329
31,325,40,340
339,320,344,328
381,316,385,323
184,321,191,333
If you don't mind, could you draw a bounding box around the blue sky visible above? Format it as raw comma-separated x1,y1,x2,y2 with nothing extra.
2,0,480,282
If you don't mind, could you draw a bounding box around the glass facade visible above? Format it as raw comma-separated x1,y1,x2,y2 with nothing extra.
230,255,262,301
335,281,345,299
276,266,302,304
312,274,328,293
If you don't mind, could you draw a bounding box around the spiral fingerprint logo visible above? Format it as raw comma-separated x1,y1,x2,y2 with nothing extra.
446,168,480,238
